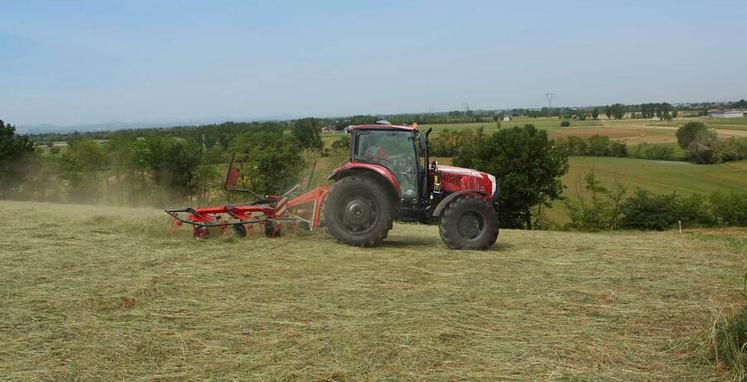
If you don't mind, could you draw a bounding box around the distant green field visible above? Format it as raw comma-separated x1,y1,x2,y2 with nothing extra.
564,157,747,196
546,157,747,225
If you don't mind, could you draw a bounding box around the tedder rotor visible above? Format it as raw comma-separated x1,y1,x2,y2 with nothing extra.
167,121,501,250
165,153,328,240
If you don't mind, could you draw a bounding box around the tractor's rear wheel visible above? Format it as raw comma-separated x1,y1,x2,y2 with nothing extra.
322,175,394,247
439,196,498,250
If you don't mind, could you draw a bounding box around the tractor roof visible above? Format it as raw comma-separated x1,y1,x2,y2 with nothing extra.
347,124,416,132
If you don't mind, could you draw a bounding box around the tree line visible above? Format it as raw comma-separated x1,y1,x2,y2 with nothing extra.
0,118,329,205
3,116,745,231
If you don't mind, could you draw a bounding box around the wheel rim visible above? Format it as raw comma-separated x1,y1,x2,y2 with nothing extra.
457,211,485,240
336,194,379,233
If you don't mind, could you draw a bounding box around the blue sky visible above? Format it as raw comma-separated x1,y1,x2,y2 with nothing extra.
1,0,746,126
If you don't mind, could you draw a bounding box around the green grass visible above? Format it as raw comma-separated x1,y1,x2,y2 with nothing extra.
563,157,747,196
1,200,744,380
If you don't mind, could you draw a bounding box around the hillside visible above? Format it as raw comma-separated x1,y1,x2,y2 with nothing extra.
565,157,747,196
1,201,744,380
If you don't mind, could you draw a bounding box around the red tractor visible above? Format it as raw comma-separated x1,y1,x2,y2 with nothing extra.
166,122,499,250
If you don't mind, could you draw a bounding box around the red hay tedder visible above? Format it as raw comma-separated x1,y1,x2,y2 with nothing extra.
166,122,501,249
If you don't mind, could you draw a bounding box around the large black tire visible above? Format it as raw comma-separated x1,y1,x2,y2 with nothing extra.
439,196,498,250
322,175,394,247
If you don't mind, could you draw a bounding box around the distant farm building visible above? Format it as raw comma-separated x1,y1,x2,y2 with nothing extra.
502,115,512,122
709,109,744,119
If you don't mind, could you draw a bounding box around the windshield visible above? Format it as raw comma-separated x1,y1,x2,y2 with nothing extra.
355,130,418,200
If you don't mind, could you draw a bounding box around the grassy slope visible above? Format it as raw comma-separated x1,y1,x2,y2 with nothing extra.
564,157,747,196
1,201,744,380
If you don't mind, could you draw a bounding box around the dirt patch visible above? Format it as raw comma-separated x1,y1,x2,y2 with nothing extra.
549,125,675,144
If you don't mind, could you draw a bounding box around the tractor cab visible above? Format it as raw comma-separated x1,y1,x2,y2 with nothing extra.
349,125,422,203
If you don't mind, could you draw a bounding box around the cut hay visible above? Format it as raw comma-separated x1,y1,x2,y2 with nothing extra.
0,200,744,380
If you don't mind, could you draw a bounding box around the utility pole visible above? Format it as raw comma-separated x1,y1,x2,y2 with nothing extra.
545,93,555,109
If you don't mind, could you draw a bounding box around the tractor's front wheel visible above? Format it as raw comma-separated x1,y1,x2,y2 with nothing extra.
322,175,394,247
439,196,498,250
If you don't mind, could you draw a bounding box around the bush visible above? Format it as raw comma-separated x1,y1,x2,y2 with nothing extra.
620,189,679,230
560,120,571,127
557,135,627,157
710,192,747,226
676,193,715,227
676,122,707,149
630,143,676,161
566,172,626,231
715,138,747,163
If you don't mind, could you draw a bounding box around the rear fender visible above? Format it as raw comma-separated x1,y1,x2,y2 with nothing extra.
328,162,401,196
432,189,489,217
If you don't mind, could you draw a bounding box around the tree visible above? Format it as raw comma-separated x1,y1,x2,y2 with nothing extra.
230,129,305,195
675,122,707,149
292,118,323,150
454,124,568,229
591,108,600,120
567,171,626,231
124,136,202,204
492,115,501,129
609,103,625,119
686,129,719,164
58,139,107,202
162,140,201,200
331,134,351,151
0,120,35,197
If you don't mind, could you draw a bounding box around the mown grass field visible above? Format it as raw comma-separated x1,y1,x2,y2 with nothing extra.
1,200,745,380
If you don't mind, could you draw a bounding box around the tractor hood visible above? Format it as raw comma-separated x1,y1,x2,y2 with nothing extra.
437,165,498,199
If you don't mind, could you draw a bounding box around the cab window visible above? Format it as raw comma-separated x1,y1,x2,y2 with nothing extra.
355,130,418,200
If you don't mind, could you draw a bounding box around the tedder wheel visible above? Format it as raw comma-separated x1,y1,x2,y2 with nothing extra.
322,175,394,247
193,225,210,240
438,195,498,250
232,224,247,238
264,220,279,237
